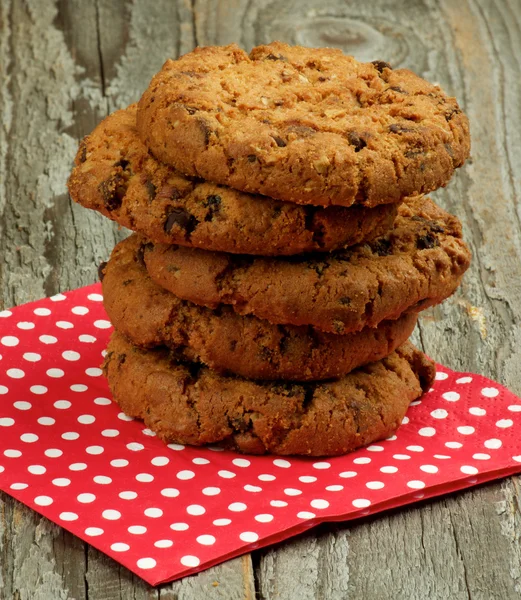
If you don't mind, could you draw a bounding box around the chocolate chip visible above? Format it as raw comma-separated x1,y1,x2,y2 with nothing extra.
277,325,291,355
247,154,257,162
145,180,156,200
405,149,425,159
272,135,287,147
286,124,316,137
114,159,130,170
164,208,198,238
371,238,393,256
347,131,367,152
98,261,107,282
122,279,133,287
371,60,392,72
416,233,439,249
79,142,87,163
259,346,273,361
98,173,128,211
135,244,146,267
195,118,212,147
266,53,286,61
203,194,221,221
339,297,351,305
318,76,327,82
389,123,414,134
184,106,198,115
229,340,237,352
445,107,461,122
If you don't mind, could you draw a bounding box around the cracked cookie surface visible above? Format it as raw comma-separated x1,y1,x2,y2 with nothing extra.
137,42,470,207
144,196,471,334
102,235,417,381
68,105,396,255
104,333,435,456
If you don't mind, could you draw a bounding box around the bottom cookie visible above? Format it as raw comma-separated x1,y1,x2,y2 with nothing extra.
103,333,435,457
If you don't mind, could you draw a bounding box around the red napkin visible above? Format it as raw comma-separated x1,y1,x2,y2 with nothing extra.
0,283,520,585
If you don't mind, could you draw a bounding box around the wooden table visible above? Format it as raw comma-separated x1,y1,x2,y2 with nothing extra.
1,0,520,597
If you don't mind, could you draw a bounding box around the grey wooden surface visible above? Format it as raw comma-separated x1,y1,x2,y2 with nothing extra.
1,0,520,598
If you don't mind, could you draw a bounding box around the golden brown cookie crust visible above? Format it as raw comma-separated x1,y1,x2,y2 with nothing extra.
102,235,417,381
137,42,470,207
144,196,471,334
68,105,397,255
104,333,435,456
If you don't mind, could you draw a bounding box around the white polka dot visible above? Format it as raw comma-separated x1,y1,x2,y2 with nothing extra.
77,493,96,503
445,441,463,449
50,294,66,302
93,476,112,484
56,321,74,330
180,555,200,568
513,456,521,463
46,368,65,378
435,372,448,380
18,321,35,331
456,376,473,384
431,409,448,419
111,543,130,552
94,320,112,329
420,465,438,474
62,350,81,361
10,483,28,490
284,488,302,496
273,459,291,468
102,509,121,520
38,417,55,426
244,485,262,493
469,407,486,416
79,334,96,343
352,499,371,508
71,384,88,393
71,306,89,315
496,419,513,428
407,480,426,489
88,293,103,302
297,511,316,519
136,473,153,482
366,481,385,490
52,478,71,487
193,457,210,466
69,463,87,471
34,308,51,316
30,385,48,395
473,453,490,460
84,527,103,537
23,353,41,362
213,519,231,526
21,433,38,443
7,369,24,379
78,414,95,425
170,522,189,531
110,459,129,468
239,531,259,543
0,310,12,317
270,500,288,507
229,502,247,512
144,508,163,518
353,457,371,464
28,465,46,475
167,443,185,450
326,485,344,492
127,442,144,451
86,367,102,377
14,401,31,411
508,405,521,412
233,458,251,467
141,428,156,437
176,470,195,480
339,471,358,478
310,499,329,509
1,336,19,347
119,491,138,500
128,525,147,535
461,465,478,475
380,466,398,474
254,513,274,523
313,461,331,469
4,449,21,458
196,534,216,545
258,474,276,482
419,427,436,437
442,391,460,402
434,454,451,459
402,416,410,425
406,445,424,452
154,540,173,549
94,397,111,405
54,400,71,409
299,476,317,483
187,504,206,516
482,387,499,398
0,417,14,427
367,445,384,452
0,385,8,394
218,470,236,479
393,454,411,460
484,438,502,449
159,488,180,498
39,335,57,344
34,495,53,506
86,446,104,455
457,426,475,435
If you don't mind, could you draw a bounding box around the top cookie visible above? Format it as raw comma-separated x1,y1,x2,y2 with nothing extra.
137,42,470,207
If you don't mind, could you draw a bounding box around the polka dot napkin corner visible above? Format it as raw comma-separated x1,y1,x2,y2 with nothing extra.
1,283,521,586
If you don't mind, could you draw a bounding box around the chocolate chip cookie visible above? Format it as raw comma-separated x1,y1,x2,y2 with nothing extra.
68,105,397,255
144,196,471,334
104,332,435,456
137,42,470,207
102,235,417,381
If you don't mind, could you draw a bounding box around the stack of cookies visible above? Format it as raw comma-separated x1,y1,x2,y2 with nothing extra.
68,43,471,456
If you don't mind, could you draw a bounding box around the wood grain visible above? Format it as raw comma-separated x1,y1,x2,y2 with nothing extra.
1,0,521,598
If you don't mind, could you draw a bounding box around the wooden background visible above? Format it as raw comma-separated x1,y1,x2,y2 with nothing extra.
1,0,521,598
